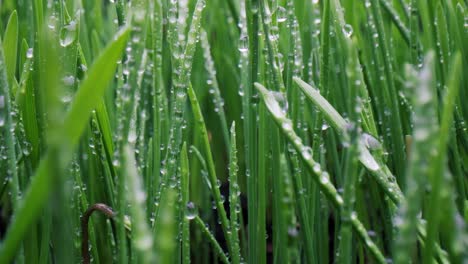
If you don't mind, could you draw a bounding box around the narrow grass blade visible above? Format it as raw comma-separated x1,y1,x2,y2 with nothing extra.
275,154,299,263
423,52,463,263
368,0,406,180
228,122,241,264
187,83,232,255
155,189,177,264
194,216,230,264
288,152,316,264
151,0,165,217
394,53,437,264
244,0,261,261
379,0,410,45
155,0,205,223
123,145,154,263
0,24,20,236
180,143,191,264
200,30,230,149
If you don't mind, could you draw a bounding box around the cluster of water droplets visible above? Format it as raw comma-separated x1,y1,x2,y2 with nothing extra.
280,155,299,239
201,31,226,116
289,15,304,76
257,85,345,206
155,5,205,217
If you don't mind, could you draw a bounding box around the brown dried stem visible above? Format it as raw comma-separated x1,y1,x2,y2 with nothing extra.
81,203,115,264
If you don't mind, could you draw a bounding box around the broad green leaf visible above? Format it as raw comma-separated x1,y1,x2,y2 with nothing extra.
0,27,130,263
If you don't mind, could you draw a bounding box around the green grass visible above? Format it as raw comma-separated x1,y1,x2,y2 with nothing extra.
0,0,466,263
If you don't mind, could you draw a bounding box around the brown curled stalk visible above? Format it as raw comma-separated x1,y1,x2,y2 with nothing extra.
81,203,116,264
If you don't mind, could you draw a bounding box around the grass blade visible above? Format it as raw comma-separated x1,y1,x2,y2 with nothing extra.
194,216,230,264
123,145,154,263
180,143,191,264
187,83,232,256
423,52,462,264
228,122,241,264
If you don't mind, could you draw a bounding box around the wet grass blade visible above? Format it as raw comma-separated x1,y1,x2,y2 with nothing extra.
244,0,260,261
180,143,191,264
123,145,154,263
194,216,230,264
423,52,462,263
200,30,230,149
187,83,232,256
228,122,241,264
155,189,177,264
0,20,20,214
394,53,437,264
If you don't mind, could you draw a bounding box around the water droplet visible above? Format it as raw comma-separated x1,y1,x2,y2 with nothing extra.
301,146,312,160
276,6,287,23
62,75,76,86
359,148,380,171
60,20,77,47
342,24,353,38
22,141,32,156
61,90,74,103
282,120,293,131
313,163,321,174
238,35,248,53
271,91,288,114
128,130,137,143
362,133,381,150
288,226,299,237
26,48,33,59
320,172,330,184
79,64,88,72
321,122,329,131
